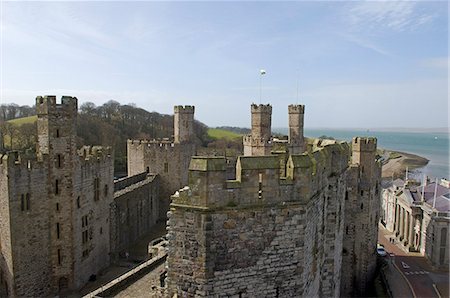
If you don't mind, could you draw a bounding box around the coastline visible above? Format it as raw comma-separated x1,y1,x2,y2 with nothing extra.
381,150,429,180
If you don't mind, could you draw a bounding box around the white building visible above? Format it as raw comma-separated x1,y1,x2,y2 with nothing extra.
381,178,449,269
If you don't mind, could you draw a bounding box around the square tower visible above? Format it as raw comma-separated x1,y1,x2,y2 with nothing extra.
174,105,195,144
243,104,273,156
288,104,305,154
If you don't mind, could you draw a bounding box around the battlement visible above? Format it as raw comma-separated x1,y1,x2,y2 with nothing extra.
251,103,272,113
127,139,179,151
243,135,272,144
78,145,112,161
288,104,305,114
0,151,47,170
352,137,377,152
174,105,195,114
172,142,350,209
36,95,78,116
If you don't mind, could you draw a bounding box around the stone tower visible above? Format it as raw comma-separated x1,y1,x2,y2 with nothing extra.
243,104,272,156
0,96,114,297
288,104,305,154
36,95,78,291
127,105,197,220
174,105,195,144
341,137,381,296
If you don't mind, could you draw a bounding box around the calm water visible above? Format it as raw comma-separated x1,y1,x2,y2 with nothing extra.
274,128,449,180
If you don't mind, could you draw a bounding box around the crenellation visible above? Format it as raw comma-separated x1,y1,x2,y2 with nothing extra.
167,104,381,298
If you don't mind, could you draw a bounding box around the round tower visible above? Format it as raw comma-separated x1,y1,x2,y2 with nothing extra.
288,104,305,154
174,105,195,144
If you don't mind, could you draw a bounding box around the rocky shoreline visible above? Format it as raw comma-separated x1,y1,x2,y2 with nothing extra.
381,150,429,180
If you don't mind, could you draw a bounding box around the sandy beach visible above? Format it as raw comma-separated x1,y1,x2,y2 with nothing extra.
381,150,429,180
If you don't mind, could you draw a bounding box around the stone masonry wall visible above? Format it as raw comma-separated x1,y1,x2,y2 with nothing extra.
73,150,114,289
127,140,195,219
0,154,52,297
111,173,159,259
167,142,351,297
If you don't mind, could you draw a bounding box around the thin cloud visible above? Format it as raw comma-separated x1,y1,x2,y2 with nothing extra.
346,1,436,33
340,33,392,56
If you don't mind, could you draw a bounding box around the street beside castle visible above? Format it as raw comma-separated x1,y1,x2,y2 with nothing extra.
378,224,449,298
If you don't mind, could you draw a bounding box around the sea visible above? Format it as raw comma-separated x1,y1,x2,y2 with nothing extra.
273,128,449,180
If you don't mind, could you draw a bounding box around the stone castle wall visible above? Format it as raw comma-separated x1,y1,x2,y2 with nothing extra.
73,149,114,289
0,154,52,297
167,141,353,297
111,173,160,259
127,140,195,220
127,105,196,220
0,96,115,297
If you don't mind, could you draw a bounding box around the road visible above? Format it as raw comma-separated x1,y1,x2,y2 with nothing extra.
379,224,448,298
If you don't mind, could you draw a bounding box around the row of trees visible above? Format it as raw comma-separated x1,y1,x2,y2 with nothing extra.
0,104,35,122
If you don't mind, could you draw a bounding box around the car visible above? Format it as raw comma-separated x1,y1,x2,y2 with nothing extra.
377,246,387,257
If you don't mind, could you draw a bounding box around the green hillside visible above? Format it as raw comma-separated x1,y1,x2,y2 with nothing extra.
207,128,241,140
8,115,37,126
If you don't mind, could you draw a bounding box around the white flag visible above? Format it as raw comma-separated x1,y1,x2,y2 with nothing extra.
260,69,266,75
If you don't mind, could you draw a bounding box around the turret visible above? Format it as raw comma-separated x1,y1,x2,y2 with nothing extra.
351,137,377,186
174,105,195,144
36,95,78,156
288,104,305,154
250,104,272,141
243,104,273,156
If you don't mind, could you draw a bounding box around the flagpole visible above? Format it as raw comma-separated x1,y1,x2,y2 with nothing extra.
259,74,262,104
296,69,299,104
259,69,266,104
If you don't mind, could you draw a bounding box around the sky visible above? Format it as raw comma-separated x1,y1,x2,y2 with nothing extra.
1,1,448,129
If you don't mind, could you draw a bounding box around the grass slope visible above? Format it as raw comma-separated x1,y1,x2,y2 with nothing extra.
8,115,37,126
207,128,241,140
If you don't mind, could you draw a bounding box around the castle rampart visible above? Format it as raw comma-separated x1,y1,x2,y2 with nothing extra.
167,141,354,297
111,173,159,260
0,96,114,296
127,105,197,220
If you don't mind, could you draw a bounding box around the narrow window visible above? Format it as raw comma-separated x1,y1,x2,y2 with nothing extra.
56,154,62,168
104,184,108,196
258,173,263,199
360,190,363,196
25,193,30,210
56,203,59,211
56,129,60,138
360,203,364,210
345,191,348,201
57,249,61,265
164,162,169,173
55,179,60,195
346,226,349,235
100,227,103,235
56,223,60,239
77,196,81,209
20,194,24,211
146,167,150,173
94,178,100,201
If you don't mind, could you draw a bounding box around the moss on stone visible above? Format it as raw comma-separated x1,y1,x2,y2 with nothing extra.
189,156,226,171
238,155,279,170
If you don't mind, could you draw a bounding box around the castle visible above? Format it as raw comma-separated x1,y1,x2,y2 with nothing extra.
0,96,163,297
0,96,381,297
166,104,381,297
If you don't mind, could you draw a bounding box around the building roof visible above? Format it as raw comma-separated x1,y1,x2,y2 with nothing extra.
393,178,405,188
411,182,450,212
